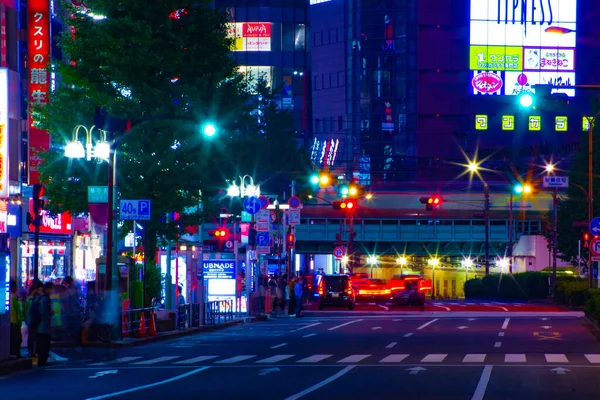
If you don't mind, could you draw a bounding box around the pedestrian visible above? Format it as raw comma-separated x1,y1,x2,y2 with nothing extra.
62,276,82,342
37,282,54,367
269,275,278,312
9,281,23,358
288,276,296,316
294,276,304,317
278,274,288,311
25,281,43,357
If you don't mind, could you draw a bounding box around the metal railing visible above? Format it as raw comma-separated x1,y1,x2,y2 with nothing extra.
121,306,155,337
204,300,234,325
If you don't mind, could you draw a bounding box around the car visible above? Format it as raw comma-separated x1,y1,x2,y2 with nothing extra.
314,274,356,310
390,276,432,309
348,272,370,293
356,278,390,303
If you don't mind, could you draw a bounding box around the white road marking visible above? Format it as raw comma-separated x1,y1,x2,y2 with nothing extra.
494,342,502,348
471,365,493,400
541,326,552,330
284,366,355,400
256,355,295,364
393,319,403,321
545,354,569,363
403,333,414,338
484,304,509,312
270,343,288,349
84,367,210,400
386,342,397,349
296,354,333,363
501,318,510,330
371,327,382,330
292,322,322,332
430,305,451,311
328,319,363,331
90,357,143,366
463,354,486,363
173,356,219,365
380,354,409,363
505,354,526,363
585,354,600,363
498,332,505,337
377,304,389,311
337,354,371,363
421,354,447,363
417,319,439,330
302,333,317,338
131,356,181,365
215,355,256,364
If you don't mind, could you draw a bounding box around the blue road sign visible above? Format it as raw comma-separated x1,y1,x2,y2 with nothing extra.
258,195,270,209
243,196,261,215
591,218,600,235
256,232,270,247
288,196,301,209
120,199,152,221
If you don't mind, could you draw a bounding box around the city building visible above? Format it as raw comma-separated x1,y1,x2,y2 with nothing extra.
309,0,600,184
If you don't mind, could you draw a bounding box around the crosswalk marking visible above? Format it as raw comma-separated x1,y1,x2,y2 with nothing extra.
256,355,295,363
421,354,447,363
337,355,371,363
215,355,256,364
545,354,569,363
173,356,219,364
90,357,143,366
296,355,333,363
380,354,409,363
585,354,600,363
505,354,526,363
463,354,486,363
131,356,181,365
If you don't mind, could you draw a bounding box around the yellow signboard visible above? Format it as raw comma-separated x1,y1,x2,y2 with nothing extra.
469,46,523,71
528,116,541,131
502,115,515,130
555,116,568,132
475,115,488,130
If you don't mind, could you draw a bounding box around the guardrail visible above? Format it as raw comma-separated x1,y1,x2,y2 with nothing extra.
204,300,234,325
121,306,155,337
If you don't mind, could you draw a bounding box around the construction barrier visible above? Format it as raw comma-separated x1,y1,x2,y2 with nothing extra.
138,311,147,337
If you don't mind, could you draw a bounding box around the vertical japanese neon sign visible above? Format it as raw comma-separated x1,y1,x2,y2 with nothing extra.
28,0,51,184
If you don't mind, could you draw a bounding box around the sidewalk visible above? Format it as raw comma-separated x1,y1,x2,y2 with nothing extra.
0,357,33,376
52,316,266,349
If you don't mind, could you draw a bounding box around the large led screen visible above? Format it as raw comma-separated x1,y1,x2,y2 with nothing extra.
470,0,576,96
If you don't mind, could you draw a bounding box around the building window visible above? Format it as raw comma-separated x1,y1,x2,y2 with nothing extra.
295,24,306,50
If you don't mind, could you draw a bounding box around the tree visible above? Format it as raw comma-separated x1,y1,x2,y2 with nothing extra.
39,1,308,264
555,128,600,268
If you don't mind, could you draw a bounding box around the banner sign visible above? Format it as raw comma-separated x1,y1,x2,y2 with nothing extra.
202,260,235,280
28,0,51,184
0,68,8,197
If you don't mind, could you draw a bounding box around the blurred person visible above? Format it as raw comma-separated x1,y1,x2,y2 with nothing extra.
287,276,296,316
294,276,304,317
278,274,288,311
37,282,54,367
9,281,23,358
268,275,278,312
25,281,43,357
62,276,82,342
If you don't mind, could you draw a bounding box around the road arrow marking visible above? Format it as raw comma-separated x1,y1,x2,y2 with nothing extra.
89,370,118,379
551,367,570,375
407,367,426,375
259,367,281,376
457,326,468,330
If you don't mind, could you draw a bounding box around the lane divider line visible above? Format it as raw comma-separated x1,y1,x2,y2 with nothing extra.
501,318,510,330
386,342,398,349
292,322,322,332
417,319,439,330
494,342,502,348
403,333,414,338
270,343,288,349
302,333,317,338
284,366,355,400
328,319,363,331
471,365,493,400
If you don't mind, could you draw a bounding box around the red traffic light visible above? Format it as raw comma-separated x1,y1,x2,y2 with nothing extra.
212,228,228,239
420,195,442,210
333,199,356,211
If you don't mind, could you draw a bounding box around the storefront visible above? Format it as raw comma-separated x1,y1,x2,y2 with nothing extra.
21,199,73,283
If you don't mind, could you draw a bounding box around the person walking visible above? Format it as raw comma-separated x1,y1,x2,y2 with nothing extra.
294,276,304,317
268,275,278,312
9,281,24,358
25,281,43,357
278,274,288,312
62,276,81,342
37,282,54,367
287,276,296,316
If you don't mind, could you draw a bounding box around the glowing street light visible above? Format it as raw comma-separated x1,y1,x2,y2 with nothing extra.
202,123,217,137
428,258,440,267
396,256,407,275
368,255,378,278
227,175,259,198
462,257,474,281
341,255,349,265
518,92,534,108
496,257,509,272
545,163,555,174
468,162,479,173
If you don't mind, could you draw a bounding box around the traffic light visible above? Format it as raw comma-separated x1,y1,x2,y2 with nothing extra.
210,228,229,239
287,233,295,248
310,171,337,188
514,183,532,194
333,199,356,211
419,196,442,211
32,184,45,215
584,232,590,248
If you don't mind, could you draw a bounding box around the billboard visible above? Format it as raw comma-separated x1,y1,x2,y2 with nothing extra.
0,68,8,198
469,0,577,96
28,0,51,184
227,22,271,51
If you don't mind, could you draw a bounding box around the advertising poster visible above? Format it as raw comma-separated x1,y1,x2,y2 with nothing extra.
0,68,7,197
227,22,271,52
469,0,577,96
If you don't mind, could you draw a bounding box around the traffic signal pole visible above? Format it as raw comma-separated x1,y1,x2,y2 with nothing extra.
484,183,490,275
348,214,354,272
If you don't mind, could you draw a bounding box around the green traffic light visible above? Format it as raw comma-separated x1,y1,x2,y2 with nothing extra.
340,186,349,196
518,92,534,108
514,184,523,194
310,175,320,185
202,123,217,137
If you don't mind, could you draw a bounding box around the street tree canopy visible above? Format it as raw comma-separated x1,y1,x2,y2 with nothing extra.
38,0,310,261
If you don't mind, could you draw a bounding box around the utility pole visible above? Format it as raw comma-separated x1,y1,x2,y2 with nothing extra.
508,192,513,273
484,183,490,275
552,188,558,283
348,214,355,272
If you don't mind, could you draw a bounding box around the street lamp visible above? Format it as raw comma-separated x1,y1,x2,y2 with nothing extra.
496,257,509,273
396,256,407,276
227,175,260,198
461,257,474,282
368,255,378,278
428,258,440,299
202,123,217,137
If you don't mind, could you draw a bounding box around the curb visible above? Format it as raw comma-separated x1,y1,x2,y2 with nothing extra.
53,316,266,349
583,314,600,341
0,358,33,376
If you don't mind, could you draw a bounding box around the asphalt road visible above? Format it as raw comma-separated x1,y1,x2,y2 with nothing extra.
2,311,599,400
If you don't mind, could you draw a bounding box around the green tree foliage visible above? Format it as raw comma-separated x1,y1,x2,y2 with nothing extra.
556,128,600,268
144,262,163,307
38,1,310,261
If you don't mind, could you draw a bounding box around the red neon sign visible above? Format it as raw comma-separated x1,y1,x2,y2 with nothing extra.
28,0,51,184
28,199,73,235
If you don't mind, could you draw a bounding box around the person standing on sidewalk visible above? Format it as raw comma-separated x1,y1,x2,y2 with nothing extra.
287,275,296,316
294,276,304,317
25,281,43,357
37,282,54,367
9,281,23,358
